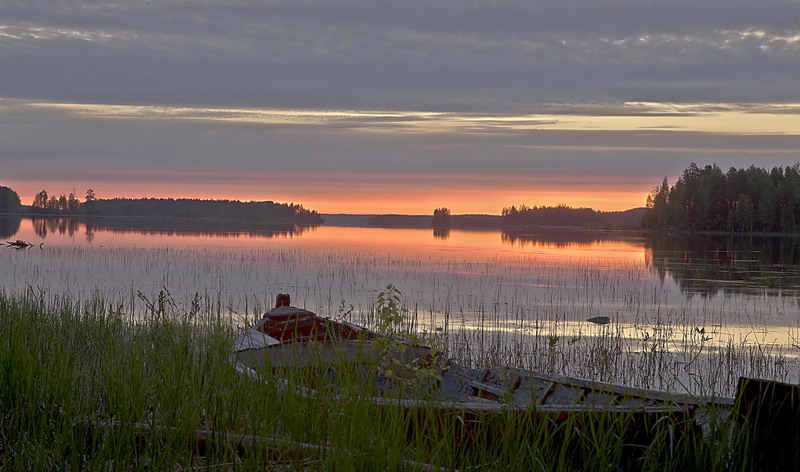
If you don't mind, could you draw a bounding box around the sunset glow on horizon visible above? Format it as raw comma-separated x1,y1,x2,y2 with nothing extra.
10,169,655,215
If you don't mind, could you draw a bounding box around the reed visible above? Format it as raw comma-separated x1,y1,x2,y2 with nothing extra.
0,290,774,470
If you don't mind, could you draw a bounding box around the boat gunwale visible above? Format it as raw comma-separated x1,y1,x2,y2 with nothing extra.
231,359,701,414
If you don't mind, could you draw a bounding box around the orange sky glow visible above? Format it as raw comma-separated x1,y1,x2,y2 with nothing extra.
11,171,653,215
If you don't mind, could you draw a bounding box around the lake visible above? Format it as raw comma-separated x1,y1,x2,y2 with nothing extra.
3,215,800,394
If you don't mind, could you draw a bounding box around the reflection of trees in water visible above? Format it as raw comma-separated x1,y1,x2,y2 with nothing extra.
0,216,21,240
26,217,319,241
32,218,47,238
31,218,80,238
83,218,319,239
501,229,640,248
85,222,94,242
644,234,800,296
433,228,450,240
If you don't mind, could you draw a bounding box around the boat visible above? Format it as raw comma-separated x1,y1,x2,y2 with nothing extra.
229,295,800,466
232,295,734,418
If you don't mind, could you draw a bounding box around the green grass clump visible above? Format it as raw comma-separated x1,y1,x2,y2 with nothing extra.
0,291,769,471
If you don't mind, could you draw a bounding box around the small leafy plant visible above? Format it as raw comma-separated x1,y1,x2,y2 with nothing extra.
375,285,408,334
372,285,446,391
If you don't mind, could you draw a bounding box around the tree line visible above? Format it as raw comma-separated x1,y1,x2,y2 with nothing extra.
643,163,800,233
0,186,22,212
0,184,322,224
502,204,604,226
30,189,94,213
501,204,644,229
88,197,322,223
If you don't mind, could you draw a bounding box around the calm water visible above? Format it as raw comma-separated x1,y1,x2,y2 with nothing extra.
4,216,800,392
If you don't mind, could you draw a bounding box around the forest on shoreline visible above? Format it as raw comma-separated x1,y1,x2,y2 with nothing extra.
0,186,323,224
642,163,800,233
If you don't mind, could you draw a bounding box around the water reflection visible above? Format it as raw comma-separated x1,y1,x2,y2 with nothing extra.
644,234,800,296
31,217,80,238
21,217,318,241
82,218,318,239
12,217,800,299
501,229,642,248
0,216,21,240
433,227,450,240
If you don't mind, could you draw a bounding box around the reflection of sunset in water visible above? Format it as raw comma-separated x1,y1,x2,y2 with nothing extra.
10,218,646,265
451,318,800,358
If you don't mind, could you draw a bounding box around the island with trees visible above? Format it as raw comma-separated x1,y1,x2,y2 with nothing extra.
2,186,323,225
79,197,323,224
432,207,451,227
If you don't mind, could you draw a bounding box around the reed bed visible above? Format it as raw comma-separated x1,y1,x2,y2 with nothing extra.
2,238,799,397
0,291,768,470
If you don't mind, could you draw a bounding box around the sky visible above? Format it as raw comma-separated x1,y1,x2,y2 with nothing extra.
1,0,800,214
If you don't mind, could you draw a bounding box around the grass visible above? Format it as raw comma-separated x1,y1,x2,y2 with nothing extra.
0,290,785,471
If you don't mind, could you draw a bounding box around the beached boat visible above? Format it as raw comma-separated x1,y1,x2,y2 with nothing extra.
226,296,798,466
231,295,734,417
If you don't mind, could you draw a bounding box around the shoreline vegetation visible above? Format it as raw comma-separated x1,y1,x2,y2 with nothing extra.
0,186,323,225
643,163,800,233
1,290,787,470
40,197,323,225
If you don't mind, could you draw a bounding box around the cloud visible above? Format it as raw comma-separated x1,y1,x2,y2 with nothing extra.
0,23,141,43
505,145,800,155
1,0,800,109
15,100,800,136
3,98,799,182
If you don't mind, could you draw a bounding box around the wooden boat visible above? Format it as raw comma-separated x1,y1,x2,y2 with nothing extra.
230,296,800,466
232,295,734,417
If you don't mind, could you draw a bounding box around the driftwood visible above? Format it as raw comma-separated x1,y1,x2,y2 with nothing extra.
6,239,33,248
86,420,451,472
